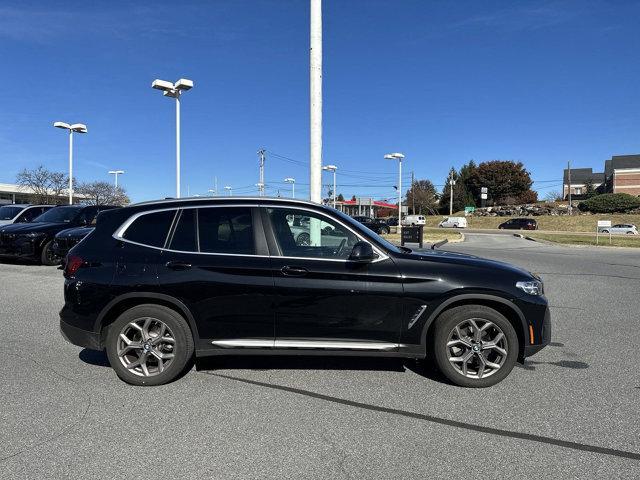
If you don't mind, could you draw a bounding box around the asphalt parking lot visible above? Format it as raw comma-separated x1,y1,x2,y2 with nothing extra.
1,233,639,479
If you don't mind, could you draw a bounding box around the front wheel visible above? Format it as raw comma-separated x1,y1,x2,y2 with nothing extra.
40,240,60,266
602,230,609,234
380,227,389,235
296,232,311,246
431,305,518,387
105,304,194,386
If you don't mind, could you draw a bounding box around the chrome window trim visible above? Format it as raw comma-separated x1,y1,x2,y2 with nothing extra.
112,203,390,263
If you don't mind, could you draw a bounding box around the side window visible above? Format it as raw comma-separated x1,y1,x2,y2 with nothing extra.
198,207,254,254
169,209,198,252
77,207,99,225
20,208,39,222
267,207,358,259
122,210,176,248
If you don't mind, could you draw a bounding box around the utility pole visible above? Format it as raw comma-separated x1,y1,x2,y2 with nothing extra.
258,149,266,196
449,171,456,216
309,0,323,204
411,171,415,214
567,160,572,215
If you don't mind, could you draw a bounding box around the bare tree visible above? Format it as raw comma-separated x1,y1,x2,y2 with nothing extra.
544,190,564,202
16,166,69,204
76,181,130,206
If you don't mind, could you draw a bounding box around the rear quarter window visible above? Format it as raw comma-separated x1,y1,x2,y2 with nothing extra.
122,210,176,248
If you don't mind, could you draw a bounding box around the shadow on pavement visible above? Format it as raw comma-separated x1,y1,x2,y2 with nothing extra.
79,349,110,367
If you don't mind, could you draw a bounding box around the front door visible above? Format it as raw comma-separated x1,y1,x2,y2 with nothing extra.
157,206,275,347
264,206,403,351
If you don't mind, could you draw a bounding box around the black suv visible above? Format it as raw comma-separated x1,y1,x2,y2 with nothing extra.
0,205,117,265
352,216,391,234
498,218,538,230
60,197,550,387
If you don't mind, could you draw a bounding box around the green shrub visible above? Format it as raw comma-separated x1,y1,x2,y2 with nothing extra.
578,193,640,213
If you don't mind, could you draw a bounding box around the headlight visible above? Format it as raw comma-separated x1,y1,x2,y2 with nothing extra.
516,280,543,296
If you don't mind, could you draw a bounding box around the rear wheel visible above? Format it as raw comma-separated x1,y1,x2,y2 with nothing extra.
296,232,310,246
431,305,518,387
40,240,60,266
105,304,194,386
602,230,609,234
380,226,390,235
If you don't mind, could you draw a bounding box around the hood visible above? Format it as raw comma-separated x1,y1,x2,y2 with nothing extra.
396,249,534,279
55,226,94,239
0,222,76,235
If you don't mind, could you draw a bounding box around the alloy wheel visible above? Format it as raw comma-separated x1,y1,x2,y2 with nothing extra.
446,318,508,379
117,317,176,377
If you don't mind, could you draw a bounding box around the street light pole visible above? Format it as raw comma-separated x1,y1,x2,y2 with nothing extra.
224,186,232,196
322,165,337,208
284,177,296,198
309,0,323,204
151,78,194,198
384,153,405,235
53,122,87,204
108,170,125,188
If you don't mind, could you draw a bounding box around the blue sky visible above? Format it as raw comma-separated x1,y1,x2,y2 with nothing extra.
1,0,639,202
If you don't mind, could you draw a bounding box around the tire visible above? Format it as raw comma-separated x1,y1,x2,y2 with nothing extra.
380,227,389,235
602,230,609,234
40,240,60,266
296,232,311,246
431,305,518,388
453,224,459,228
105,304,194,386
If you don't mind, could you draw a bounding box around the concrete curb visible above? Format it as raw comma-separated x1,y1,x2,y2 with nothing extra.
431,239,448,249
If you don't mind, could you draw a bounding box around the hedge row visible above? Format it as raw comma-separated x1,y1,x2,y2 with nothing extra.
578,193,640,213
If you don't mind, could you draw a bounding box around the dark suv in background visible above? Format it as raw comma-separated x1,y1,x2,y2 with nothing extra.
352,215,391,234
498,218,538,230
0,204,117,265
60,197,550,387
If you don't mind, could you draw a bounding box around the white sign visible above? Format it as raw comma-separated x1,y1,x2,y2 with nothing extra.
597,220,611,228
481,187,488,194
481,193,488,200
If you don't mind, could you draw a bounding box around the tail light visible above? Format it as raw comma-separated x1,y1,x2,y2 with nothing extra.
64,255,85,277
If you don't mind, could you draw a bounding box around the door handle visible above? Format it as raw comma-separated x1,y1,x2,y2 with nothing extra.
165,261,192,271
281,266,308,277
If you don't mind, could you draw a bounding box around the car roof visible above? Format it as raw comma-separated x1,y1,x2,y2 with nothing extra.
131,196,320,208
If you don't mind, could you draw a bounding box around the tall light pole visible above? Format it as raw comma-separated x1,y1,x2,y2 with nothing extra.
224,185,232,196
310,0,323,204
384,153,405,235
53,122,87,205
151,78,194,198
322,165,337,208
449,172,456,216
108,170,125,188
258,149,266,197
284,177,296,198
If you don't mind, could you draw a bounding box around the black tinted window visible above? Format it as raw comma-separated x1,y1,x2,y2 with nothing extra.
198,207,254,254
123,210,176,248
169,209,198,252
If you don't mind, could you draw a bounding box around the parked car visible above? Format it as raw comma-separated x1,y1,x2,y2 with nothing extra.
384,217,398,227
0,204,54,226
52,226,95,259
60,197,550,387
402,214,426,226
598,224,638,235
498,218,538,230
0,205,117,265
438,216,467,228
351,216,391,234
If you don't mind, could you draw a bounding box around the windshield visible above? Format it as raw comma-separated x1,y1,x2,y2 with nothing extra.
0,206,23,220
332,208,402,254
32,206,82,223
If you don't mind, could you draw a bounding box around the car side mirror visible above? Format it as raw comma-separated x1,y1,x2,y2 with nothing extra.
349,241,375,262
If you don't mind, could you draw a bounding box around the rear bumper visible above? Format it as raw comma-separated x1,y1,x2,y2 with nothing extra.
60,306,102,350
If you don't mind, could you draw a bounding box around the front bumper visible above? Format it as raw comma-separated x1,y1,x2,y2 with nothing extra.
523,306,551,357
0,235,40,258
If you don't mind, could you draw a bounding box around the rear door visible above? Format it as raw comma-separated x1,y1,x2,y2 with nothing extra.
265,206,403,350
157,206,275,346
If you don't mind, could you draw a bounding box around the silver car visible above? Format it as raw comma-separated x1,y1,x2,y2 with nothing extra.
599,224,638,235
0,204,54,226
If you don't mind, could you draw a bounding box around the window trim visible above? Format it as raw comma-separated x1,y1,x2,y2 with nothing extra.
262,205,389,263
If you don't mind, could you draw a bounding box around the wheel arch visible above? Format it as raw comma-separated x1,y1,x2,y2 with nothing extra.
421,294,527,361
94,292,200,347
